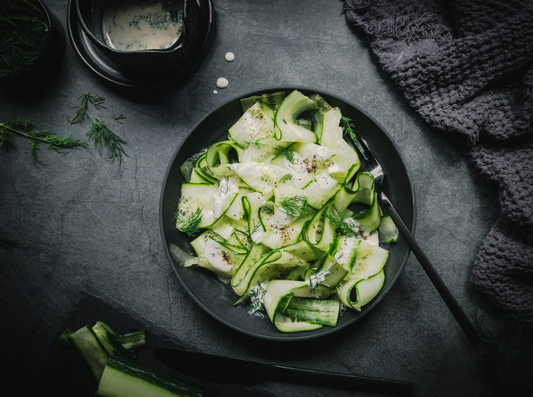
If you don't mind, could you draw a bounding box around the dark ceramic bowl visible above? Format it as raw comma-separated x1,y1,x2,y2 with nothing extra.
159,87,416,341
67,0,214,91
75,0,204,79
0,0,66,84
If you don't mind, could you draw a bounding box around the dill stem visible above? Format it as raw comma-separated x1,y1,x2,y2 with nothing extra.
22,0,44,17
0,122,57,146
0,122,44,142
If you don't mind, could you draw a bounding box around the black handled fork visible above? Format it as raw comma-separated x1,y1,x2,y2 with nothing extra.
350,132,480,345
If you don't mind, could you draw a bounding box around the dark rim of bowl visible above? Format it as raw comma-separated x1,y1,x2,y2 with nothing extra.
159,86,417,341
76,0,194,55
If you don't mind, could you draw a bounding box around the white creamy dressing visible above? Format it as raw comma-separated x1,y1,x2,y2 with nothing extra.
316,171,338,190
213,176,238,218
216,77,229,88
365,231,380,246
281,154,312,189
232,161,263,178
334,236,357,265
313,146,336,161
251,228,267,243
204,239,233,273
343,218,380,246
263,164,290,181
282,146,338,185
283,152,306,175
102,0,183,52
327,162,344,174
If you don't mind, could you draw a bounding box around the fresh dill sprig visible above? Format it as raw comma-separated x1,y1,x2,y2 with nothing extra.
278,195,307,217
87,118,128,164
325,207,357,237
275,145,297,164
176,208,203,237
0,119,87,162
114,114,126,124
340,116,356,141
341,116,365,153
67,92,128,163
67,93,107,125
250,221,263,236
244,139,266,149
0,0,49,78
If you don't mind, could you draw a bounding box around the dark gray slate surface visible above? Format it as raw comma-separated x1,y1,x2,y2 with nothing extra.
0,0,504,396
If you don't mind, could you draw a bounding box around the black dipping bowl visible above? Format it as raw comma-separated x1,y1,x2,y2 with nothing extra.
160,87,416,341
75,0,204,79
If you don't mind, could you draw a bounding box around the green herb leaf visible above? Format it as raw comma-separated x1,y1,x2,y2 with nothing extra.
0,0,49,78
87,118,128,164
243,139,266,150
275,145,297,164
0,119,87,163
325,206,360,237
114,114,126,124
278,195,307,217
67,93,107,125
176,208,203,237
250,221,263,236
341,116,365,154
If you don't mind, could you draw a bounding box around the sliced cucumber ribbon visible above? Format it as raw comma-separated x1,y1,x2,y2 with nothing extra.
174,90,401,334
336,241,389,310
264,280,323,332
275,91,319,143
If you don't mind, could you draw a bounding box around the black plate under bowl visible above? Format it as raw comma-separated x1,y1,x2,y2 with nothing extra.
160,87,416,341
66,0,214,91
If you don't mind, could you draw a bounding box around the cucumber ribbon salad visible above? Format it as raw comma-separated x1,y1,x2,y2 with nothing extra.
171,90,399,333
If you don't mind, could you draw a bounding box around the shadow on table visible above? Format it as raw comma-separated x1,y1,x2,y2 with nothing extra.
25,289,276,397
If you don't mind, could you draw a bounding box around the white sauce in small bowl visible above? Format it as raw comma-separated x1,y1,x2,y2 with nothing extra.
102,0,183,52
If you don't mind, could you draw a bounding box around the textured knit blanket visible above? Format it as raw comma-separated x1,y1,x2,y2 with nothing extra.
343,0,533,325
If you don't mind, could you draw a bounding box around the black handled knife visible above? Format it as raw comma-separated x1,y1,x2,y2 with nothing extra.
154,348,414,396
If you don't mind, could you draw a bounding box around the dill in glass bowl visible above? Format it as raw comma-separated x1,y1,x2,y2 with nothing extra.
0,0,50,79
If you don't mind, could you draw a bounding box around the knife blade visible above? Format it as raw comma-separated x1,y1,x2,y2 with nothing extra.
153,348,414,396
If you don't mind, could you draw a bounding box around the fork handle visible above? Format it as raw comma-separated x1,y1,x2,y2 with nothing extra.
379,192,481,345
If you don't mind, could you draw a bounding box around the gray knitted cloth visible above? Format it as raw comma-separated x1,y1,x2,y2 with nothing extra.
343,0,533,325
